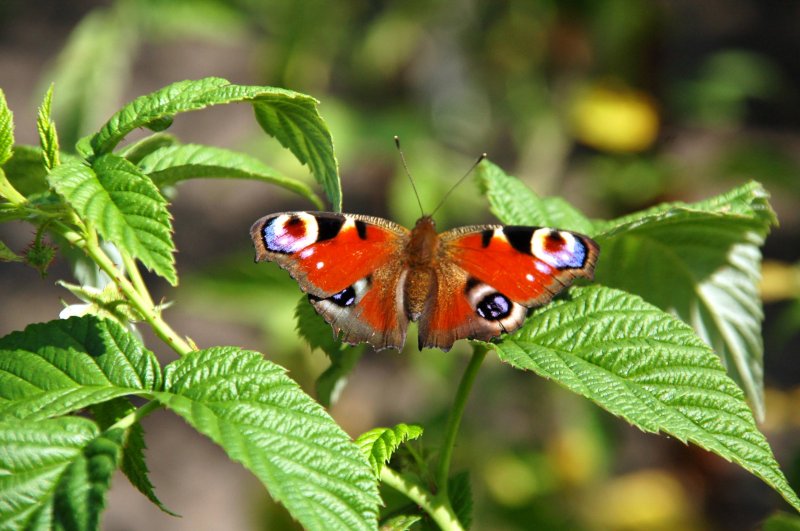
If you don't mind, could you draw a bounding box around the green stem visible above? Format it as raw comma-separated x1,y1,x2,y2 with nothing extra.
0,169,27,205
57,224,193,356
110,399,161,431
435,344,488,499
381,467,464,531
121,251,154,307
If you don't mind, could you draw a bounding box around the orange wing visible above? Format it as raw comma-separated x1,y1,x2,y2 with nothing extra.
417,225,599,350
251,212,411,350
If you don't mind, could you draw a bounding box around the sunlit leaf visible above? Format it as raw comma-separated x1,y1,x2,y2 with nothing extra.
36,84,60,170
0,316,161,420
492,285,800,512
155,347,380,530
47,155,177,285
88,77,341,210
356,423,424,477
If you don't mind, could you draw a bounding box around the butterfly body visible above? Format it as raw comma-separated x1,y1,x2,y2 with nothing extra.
251,211,598,351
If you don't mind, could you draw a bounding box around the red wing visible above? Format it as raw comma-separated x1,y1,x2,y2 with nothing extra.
442,224,598,306
417,224,598,350
251,211,411,350
250,211,408,297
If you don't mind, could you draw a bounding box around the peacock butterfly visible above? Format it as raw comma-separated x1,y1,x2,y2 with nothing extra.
250,209,599,351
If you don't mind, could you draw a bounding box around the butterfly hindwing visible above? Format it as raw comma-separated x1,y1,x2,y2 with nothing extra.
417,224,599,350
250,212,411,349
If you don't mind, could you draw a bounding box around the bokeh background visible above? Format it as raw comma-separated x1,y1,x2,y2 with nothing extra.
2,1,800,529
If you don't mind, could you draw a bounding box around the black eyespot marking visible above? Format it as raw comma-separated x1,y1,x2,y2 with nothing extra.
481,229,493,248
464,276,481,294
355,220,368,240
329,286,357,307
504,227,536,255
316,215,345,242
547,230,565,244
476,292,512,320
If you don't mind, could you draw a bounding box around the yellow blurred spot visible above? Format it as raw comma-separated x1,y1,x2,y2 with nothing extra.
548,426,605,486
761,260,800,302
583,470,700,531
483,453,548,507
570,83,660,153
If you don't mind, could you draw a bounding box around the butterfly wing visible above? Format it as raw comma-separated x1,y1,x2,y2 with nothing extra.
417,224,599,350
251,212,411,349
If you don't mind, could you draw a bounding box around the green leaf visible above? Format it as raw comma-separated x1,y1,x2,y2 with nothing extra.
47,154,177,285
92,398,175,516
491,285,800,512
448,471,472,530
253,93,340,211
1,145,49,197
137,143,323,208
356,424,424,477
88,77,341,210
475,159,595,234
0,240,22,262
594,182,776,419
764,511,800,531
0,417,122,530
118,133,179,165
0,89,13,165
380,514,422,531
37,84,60,170
154,347,380,530
0,315,162,420
295,297,365,407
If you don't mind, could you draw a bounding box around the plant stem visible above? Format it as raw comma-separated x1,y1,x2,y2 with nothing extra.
435,344,488,499
0,170,27,205
110,399,161,431
121,251,154,307
381,467,464,531
57,224,193,356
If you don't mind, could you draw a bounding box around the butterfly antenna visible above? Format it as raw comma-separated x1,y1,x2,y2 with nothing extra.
394,136,426,216
430,152,487,218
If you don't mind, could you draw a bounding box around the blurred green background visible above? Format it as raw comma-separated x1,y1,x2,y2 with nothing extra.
1,0,800,529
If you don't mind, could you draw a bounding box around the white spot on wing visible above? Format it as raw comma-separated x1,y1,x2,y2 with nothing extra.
526,273,535,282
316,261,325,269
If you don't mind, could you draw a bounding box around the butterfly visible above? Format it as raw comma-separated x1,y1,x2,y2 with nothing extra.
250,210,599,351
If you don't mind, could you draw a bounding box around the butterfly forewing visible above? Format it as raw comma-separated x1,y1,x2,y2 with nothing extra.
250,212,411,349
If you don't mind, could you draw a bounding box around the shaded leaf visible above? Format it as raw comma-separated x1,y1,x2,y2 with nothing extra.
137,143,322,208
491,285,800,511
155,347,380,531
295,297,365,407
0,315,162,420
118,133,179,165
356,424,424,477
92,398,175,516
1,145,49,197
0,417,122,530
594,181,776,419
47,155,177,285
